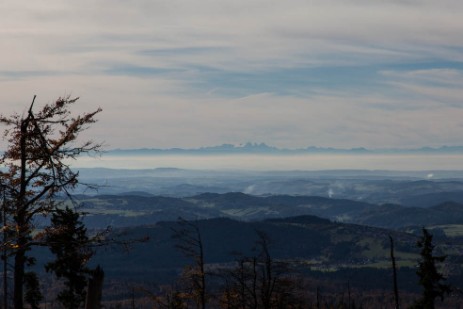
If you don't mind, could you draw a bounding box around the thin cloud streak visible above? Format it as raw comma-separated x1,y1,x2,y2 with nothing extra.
0,1,463,149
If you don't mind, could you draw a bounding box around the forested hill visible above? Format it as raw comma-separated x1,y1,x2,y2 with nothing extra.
83,213,463,306
90,215,418,284
74,192,463,230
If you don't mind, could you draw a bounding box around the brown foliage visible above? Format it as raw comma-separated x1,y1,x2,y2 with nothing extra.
0,96,101,309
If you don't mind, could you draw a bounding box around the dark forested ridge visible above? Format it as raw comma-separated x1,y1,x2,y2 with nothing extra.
73,192,463,230
79,214,463,308
22,191,463,308
91,215,413,277
18,165,463,308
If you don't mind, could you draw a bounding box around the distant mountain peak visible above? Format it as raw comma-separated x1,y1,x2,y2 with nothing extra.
107,144,463,155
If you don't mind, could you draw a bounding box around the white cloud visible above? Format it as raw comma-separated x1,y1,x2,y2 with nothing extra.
3,0,463,71
1,1,463,149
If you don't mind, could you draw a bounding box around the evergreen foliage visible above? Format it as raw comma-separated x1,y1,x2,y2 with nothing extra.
45,206,93,309
410,228,451,309
24,271,42,309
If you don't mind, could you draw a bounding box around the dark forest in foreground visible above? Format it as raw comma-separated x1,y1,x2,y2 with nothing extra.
83,214,462,308
17,167,463,308
28,190,463,308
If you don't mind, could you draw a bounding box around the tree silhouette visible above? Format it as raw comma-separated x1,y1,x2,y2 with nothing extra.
389,235,400,309
410,228,451,309
0,96,101,308
220,231,305,309
23,271,42,309
45,206,93,308
172,218,207,309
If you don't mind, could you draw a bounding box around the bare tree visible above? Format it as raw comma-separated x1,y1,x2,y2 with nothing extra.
172,218,207,309
0,96,102,309
220,231,305,309
389,235,400,309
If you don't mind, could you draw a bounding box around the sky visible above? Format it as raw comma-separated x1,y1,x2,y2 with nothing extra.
1,0,463,150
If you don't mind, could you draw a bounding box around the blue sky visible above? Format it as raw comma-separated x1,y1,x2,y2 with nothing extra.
1,0,463,149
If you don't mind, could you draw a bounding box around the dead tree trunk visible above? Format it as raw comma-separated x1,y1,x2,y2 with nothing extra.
389,235,400,309
85,266,104,309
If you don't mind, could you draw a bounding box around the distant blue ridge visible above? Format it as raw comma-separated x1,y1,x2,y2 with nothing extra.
106,143,463,156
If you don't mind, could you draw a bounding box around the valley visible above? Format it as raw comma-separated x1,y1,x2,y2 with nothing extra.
46,168,463,307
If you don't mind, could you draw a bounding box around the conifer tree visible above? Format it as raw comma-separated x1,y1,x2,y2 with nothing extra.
410,228,451,309
45,206,93,309
23,271,42,309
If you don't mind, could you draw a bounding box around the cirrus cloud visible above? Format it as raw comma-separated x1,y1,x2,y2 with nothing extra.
0,0,463,149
